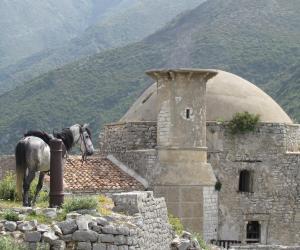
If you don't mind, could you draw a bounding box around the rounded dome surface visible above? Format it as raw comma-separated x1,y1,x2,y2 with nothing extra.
121,70,292,124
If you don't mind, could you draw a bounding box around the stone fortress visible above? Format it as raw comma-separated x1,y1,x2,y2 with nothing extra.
100,68,300,246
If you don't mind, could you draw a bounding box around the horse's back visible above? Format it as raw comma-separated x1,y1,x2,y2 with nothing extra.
17,136,50,172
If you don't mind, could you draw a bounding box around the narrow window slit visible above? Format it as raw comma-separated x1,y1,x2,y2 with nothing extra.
186,109,190,119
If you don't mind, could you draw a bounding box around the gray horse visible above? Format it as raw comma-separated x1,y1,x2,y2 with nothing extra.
15,124,94,207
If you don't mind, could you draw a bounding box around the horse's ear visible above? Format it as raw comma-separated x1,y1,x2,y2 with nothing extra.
83,123,89,129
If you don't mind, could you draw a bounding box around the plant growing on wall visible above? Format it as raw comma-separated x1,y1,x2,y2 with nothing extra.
228,111,260,134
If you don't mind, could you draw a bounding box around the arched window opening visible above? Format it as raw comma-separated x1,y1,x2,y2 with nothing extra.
239,170,252,192
246,221,260,243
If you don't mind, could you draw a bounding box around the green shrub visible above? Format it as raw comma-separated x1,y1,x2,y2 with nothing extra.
168,213,184,235
0,171,16,200
3,210,19,221
0,236,26,250
192,232,210,250
215,180,222,191
62,196,98,213
0,171,48,204
228,111,260,134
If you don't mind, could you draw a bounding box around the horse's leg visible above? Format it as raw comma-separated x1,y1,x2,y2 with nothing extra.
23,170,35,207
32,172,45,206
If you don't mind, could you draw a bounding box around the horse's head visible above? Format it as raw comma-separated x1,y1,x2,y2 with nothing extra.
70,123,94,157
79,124,94,157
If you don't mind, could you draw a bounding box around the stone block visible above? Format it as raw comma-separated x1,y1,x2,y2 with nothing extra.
102,225,118,235
42,230,59,244
93,243,107,250
77,242,92,250
37,224,50,233
72,230,99,242
57,219,78,234
60,233,73,242
18,220,37,232
114,235,127,245
94,217,109,226
42,208,57,219
25,231,41,242
107,245,118,250
118,246,129,250
77,215,94,231
99,233,114,243
51,240,66,250
4,221,17,232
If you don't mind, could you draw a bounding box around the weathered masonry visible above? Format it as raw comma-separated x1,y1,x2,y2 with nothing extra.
101,68,300,246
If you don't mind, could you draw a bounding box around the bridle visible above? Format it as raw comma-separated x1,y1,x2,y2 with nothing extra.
79,126,89,162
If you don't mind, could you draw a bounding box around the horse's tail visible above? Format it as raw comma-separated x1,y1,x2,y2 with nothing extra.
15,140,27,201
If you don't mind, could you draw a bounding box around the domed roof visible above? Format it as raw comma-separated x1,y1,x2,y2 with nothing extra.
121,70,292,124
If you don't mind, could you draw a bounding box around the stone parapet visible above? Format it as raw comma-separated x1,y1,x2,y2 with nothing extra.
0,191,174,250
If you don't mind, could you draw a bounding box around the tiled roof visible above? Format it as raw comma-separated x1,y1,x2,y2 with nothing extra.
59,156,144,193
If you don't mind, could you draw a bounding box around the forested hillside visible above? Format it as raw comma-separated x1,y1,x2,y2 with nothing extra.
0,0,299,154
0,0,203,94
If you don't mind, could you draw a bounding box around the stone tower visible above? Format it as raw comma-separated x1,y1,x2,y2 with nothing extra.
146,69,218,235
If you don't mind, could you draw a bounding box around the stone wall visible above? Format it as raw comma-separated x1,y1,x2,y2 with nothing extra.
100,122,159,185
100,122,157,153
207,122,300,245
203,186,218,241
230,245,300,250
0,191,174,250
0,155,15,179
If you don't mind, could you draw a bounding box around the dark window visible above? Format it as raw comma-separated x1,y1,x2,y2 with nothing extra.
246,221,260,243
186,109,190,119
239,170,252,192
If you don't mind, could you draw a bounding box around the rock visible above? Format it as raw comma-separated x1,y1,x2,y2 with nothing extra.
93,243,107,250
36,224,50,233
4,221,17,232
107,245,118,250
89,221,102,233
118,246,129,250
18,220,37,232
60,233,73,242
99,233,114,243
52,224,63,236
43,230,59,244
76,214,93,231
76,209,98,215
77,241,92,250
43,208,57,219
66,212,81,220
178,239,191,250
117,226,130,236
114,235,127,245
57,219,77,235
72,230,99,242
101,225,118,234
94,217,109,226
12,230,24,240
51,240,66,250
24,231,41,242
182,231,192,240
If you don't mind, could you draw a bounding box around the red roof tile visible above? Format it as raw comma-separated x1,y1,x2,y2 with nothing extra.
46,156,144,193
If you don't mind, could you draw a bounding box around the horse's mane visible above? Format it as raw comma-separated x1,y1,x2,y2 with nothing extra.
54,128,74,152
24,131,52,145
85,127,92,139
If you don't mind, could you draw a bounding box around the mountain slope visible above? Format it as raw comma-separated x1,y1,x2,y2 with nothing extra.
0,0,204,94
0,0,111,68
0,0,299,154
